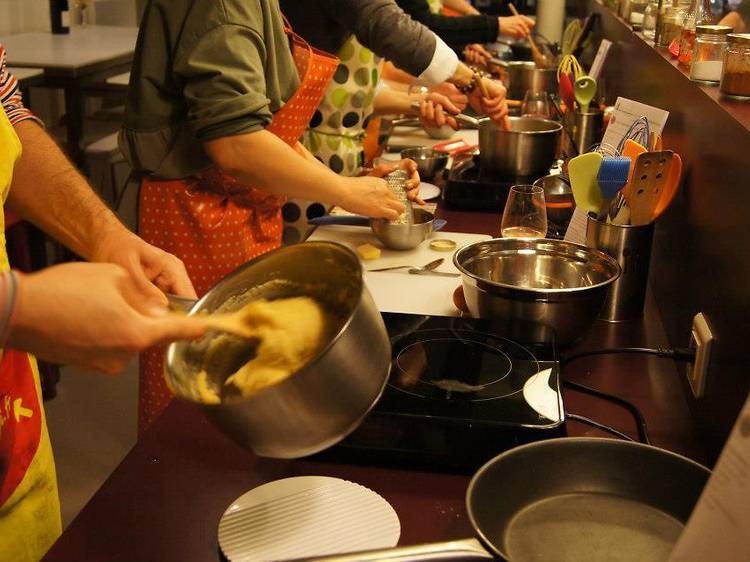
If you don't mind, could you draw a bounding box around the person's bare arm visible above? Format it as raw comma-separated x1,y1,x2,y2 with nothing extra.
204,129,403,219
8,120,197,298
719,11,748,32
443,0,480,15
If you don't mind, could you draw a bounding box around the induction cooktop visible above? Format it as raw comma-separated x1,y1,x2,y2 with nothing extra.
443,155,537,212
316,313,566,473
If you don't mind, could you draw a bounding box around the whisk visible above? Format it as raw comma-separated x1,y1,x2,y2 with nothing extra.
562,19,583,55
615,116,650,155
557,54,584,82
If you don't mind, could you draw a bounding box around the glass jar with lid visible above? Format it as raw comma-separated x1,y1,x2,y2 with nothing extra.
643,1,659,40
677,0,714,66
659,5,687,47
689,25,732,83
720,34,750,99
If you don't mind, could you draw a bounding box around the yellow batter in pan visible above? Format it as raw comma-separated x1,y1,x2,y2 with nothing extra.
194,297,327,403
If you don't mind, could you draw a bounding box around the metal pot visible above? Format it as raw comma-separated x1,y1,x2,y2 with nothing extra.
454,238,620,346
479,117,562,179
165,242,391,458
400,147,449,182
308,438,710,562
493,60,558,101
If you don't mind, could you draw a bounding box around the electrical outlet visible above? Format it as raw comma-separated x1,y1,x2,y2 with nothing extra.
686,313,714,399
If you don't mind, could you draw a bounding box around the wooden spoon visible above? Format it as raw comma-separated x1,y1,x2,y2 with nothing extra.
508,3,551,69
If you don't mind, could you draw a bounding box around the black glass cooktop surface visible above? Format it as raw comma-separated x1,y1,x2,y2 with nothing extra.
318,313,566,472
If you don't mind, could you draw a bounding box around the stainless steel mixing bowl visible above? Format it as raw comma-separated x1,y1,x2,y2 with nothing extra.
370,208,435,250
165,242,391,458
400,147,449,182
454,238,621,345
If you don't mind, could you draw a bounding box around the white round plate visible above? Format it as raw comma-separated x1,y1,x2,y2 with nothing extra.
218,476,401,561
420,182,441,201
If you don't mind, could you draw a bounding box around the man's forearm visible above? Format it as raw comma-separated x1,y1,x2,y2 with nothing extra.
8,121,128,260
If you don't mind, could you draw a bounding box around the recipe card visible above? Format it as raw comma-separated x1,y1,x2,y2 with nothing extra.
601,97,670,150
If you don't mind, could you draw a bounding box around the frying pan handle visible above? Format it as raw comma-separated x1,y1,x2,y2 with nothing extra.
408,101,488,129
296,538,494,561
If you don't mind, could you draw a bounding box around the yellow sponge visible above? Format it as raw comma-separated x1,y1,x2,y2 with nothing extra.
357,243,381,260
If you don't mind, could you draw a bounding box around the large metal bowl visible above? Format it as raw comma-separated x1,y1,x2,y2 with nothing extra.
401,147,449,182
370,208,434,250
454,238,621,345
479,117,562,179
165,242,391,458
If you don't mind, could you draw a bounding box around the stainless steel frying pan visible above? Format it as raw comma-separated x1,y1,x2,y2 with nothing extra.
303,438,710,562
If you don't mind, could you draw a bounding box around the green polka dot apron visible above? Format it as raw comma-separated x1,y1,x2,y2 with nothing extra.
303,36,382,177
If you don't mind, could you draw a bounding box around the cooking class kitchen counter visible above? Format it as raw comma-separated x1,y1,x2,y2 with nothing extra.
589,1,750,132
43,202,702,561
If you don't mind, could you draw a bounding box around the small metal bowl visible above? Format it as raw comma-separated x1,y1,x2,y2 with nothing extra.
454,238,620,345
400,147,449,182
371,208,434,250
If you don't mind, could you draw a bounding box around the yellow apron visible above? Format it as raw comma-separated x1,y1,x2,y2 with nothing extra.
0,109,61,560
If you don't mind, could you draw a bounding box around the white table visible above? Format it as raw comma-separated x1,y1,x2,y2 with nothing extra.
1,26,138,161
8,66,45,89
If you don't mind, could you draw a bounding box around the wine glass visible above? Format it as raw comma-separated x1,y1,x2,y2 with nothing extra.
521,91,552,119
501,185,548,239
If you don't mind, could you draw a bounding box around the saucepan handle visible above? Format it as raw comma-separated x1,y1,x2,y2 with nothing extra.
409,101,488,129
292,538,494,562
166,293,198,312
308,215,371,227
489,57,509,68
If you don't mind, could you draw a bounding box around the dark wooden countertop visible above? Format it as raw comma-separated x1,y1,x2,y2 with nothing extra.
44,204,703,562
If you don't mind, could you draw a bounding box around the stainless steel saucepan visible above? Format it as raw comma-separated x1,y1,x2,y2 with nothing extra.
303,438,710,562
491,59,558,101
165,241,391,458
478,116,563,180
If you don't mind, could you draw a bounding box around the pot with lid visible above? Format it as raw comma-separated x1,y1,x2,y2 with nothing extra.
165,241,391,458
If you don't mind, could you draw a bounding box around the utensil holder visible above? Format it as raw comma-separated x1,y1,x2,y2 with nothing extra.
586,213,654,322
571,109,604,154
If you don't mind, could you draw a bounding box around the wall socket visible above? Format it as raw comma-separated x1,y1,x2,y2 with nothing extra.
686,313,714,399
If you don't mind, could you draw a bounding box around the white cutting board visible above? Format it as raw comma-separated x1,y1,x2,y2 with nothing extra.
308,225,491,317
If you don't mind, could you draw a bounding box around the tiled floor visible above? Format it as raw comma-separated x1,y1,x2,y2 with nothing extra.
44,360,138,528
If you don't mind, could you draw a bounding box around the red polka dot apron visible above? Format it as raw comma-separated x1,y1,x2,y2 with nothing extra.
137,24,338,433
0,108,61,560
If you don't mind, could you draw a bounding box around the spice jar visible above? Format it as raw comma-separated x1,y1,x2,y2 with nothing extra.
720,34,750,99
643,1,659,40
677,0,714,66
689,25,732,83
659,6,687,48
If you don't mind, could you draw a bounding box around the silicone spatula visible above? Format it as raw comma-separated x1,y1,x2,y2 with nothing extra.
652,152,682,220
568,152,603,213
620,139,647,198
628,151,673,226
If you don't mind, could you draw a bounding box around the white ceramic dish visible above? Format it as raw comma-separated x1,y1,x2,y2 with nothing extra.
218,476,400,561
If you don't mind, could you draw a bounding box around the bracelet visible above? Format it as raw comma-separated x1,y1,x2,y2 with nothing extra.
456,67,488,95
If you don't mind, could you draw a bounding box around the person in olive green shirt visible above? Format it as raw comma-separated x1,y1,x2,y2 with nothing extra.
121,0,414,215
